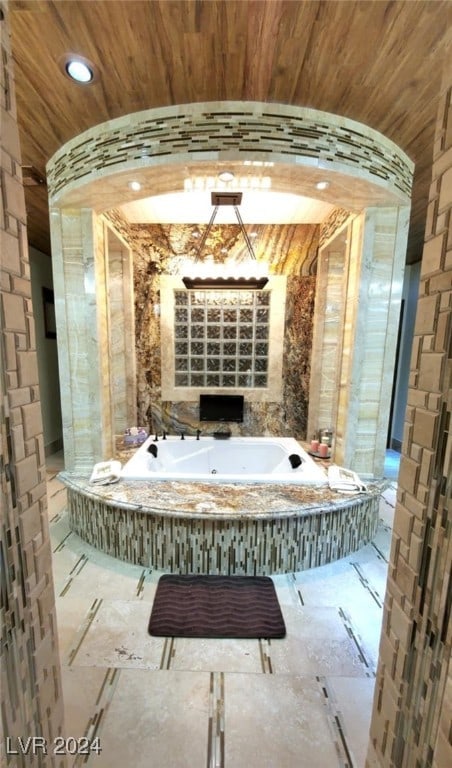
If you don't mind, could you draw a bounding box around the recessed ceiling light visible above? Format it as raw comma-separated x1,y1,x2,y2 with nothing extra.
128,180,141,192
61,53,97,84
315,181,330,190
218,171,235,182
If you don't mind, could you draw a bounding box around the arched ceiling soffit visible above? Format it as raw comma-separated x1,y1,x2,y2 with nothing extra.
47,102,414,215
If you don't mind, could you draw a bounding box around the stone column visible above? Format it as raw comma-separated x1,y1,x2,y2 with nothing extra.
0,2,66,763
310,205,409,477
106,224,136,435
308,230,350,443
50,208,115,472
367,45,452,768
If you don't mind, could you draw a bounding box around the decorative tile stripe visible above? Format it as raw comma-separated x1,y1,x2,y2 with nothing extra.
338,607,375,676
207,672,225,768
47,103,413,201
66,599,103,666
258,639,274,674
72,668,121,768
66,486,379,576
317,677,356,768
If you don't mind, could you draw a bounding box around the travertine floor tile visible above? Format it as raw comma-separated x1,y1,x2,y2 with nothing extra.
326,676,376,768
88,669,210,768
46,456,394,767
225,674,339,768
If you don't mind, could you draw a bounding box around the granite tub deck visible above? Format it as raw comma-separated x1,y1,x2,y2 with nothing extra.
61,472,386,575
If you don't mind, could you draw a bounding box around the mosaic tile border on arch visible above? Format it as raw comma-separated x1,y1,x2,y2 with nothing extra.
47,102,414,202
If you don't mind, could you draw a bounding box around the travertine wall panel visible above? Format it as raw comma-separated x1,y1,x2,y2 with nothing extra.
0,3,65,764
367,50,452,768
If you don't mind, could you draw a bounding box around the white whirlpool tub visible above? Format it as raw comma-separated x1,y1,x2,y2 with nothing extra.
120,435,328,484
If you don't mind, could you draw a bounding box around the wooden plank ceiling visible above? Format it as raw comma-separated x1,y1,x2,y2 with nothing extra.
9,0,452,262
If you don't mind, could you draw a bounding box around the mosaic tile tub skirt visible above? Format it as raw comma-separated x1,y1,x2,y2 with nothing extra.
63,476,381,575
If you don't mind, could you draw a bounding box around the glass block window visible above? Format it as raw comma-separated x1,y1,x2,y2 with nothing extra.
173,290,270,388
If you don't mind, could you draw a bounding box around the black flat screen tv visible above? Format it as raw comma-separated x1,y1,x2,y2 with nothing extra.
199,394,244,423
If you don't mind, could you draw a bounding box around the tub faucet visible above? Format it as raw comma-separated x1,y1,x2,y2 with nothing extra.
196,429,201,440
154,433,159,442
162,430,167,440
180,431,185,440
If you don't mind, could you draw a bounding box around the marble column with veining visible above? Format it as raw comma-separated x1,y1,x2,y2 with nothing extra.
50,208,115,471
106,225,136,433
310,206,409,477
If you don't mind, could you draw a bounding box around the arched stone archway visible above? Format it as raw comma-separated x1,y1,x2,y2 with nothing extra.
47,102,412,476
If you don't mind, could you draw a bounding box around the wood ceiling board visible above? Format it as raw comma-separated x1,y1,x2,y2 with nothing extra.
9,0,452,262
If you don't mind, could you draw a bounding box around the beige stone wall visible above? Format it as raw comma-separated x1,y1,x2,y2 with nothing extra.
367,51,452,768
0,3,65,764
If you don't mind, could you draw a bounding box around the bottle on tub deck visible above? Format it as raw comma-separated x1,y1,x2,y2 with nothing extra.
319,427,333,447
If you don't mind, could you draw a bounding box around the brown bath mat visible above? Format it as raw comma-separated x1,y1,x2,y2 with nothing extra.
148,574,286,638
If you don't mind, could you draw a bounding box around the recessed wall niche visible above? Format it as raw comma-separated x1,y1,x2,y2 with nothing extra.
160,276,286,402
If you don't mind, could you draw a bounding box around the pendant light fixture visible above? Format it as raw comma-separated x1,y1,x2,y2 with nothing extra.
182,192,268,290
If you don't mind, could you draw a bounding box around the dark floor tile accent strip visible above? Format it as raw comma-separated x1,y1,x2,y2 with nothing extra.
69,554,89,576
371,541,389,563
207,672,225,768
49,485,67,500
258,639,273,674
380,488,397,508
53,530,73,552
59,579,73,597
159,637,176,670
72,668,121,766
350,562,383,607
334,713,355,768
59,555,89,596
136,569,148,597
66,599,103,666
338,608,374,676
317,677,355,768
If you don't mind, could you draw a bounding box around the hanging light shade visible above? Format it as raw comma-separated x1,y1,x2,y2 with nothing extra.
183,192,268,289
182,276,268,289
